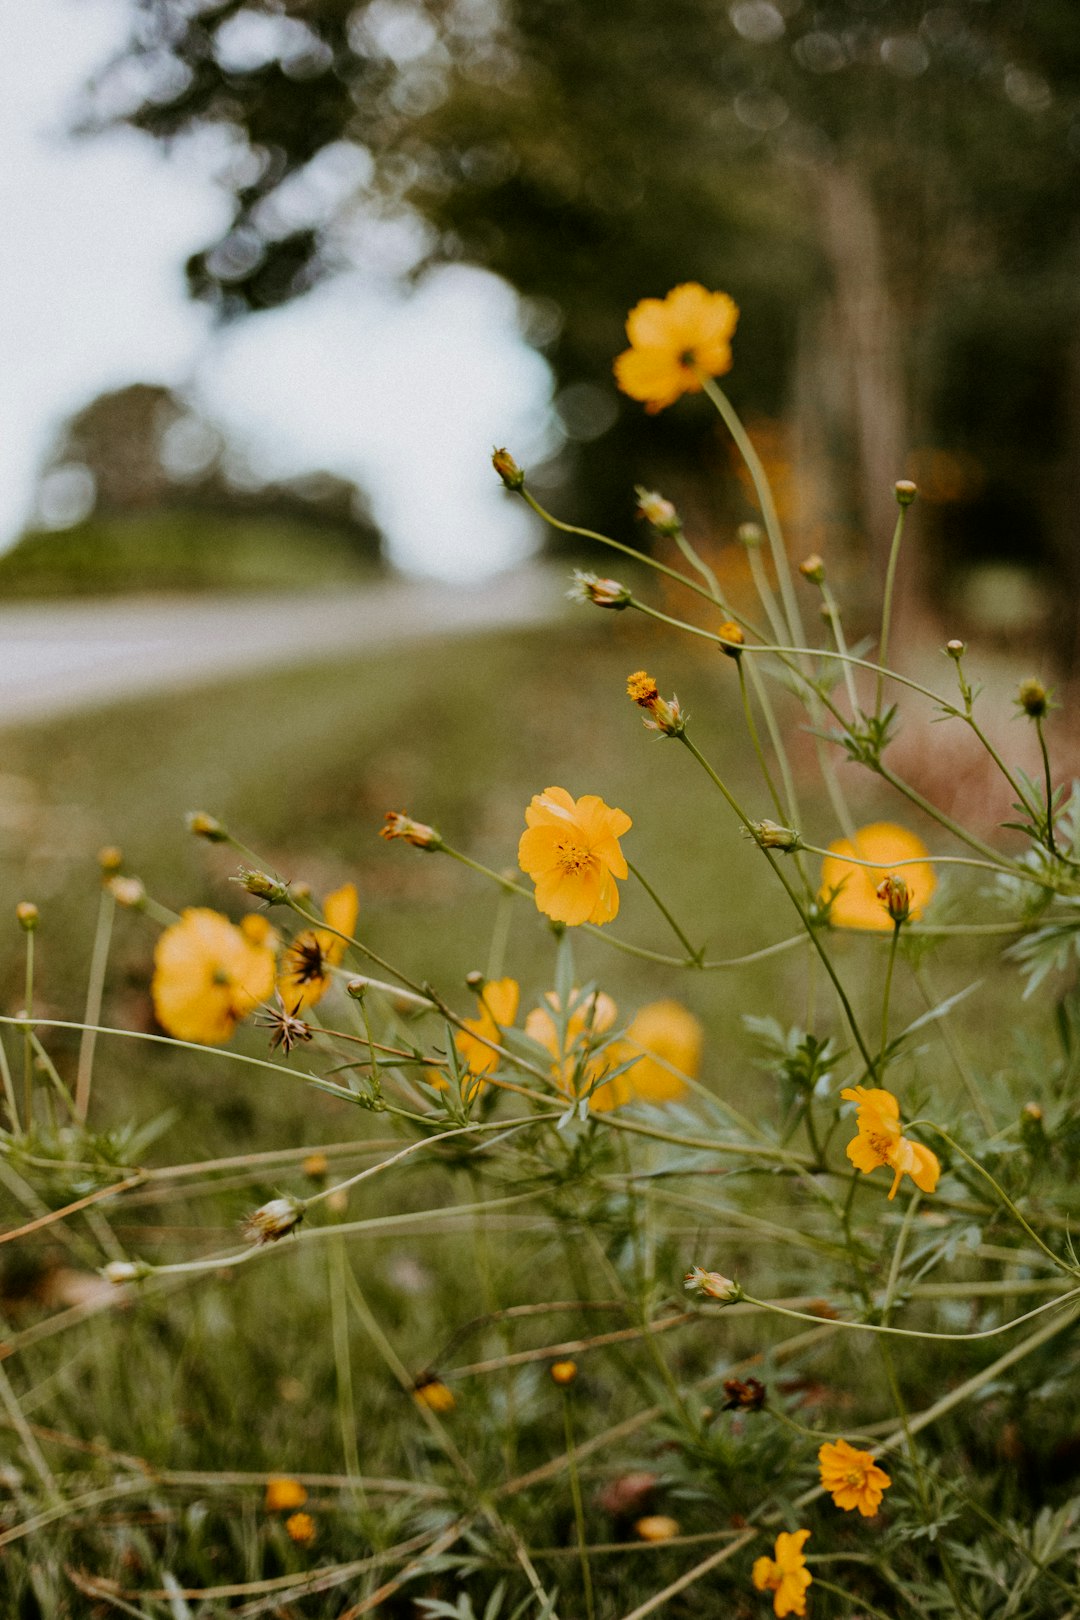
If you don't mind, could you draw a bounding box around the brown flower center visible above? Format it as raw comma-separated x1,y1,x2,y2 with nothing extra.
288,936,327,985
865,1129,892,1163
555,839,593,876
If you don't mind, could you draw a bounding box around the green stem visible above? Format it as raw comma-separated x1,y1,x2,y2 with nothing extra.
738,1285,1080,1341
22,930,34,1130
329,1239,366,1512
736,660,789,831
879,922,901,1081
820,581,863,723
876,501,909,716
562,1389,596,1620
1036,713,1058,857
911,963,995,1135
0,1024,19,1135
75,887,115,1122
520,487,718,609
626,858,701,961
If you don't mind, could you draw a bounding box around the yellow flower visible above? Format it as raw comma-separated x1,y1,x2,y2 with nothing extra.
525,989,621,1107
265,1476,307,1512
277,883,358,1011
752,1528,812,1618
615,283,740,413
841,1085,941,1200
619,1000,702,1104
453,977,520,1080
819,822,936,930
152,908,276,1044
413,1376,456,1413
549,1359,578,1385
818,1439,892,1516
635,1514,680,1542
518,787,631,927
285,1510,316,1545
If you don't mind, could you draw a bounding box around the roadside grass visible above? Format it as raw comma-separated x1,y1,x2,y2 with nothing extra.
0,617,1044,1614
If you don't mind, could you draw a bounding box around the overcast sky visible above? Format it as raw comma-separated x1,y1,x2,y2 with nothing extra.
0,1,553,578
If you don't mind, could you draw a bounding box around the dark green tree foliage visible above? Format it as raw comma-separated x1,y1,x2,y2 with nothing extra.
85,1,1080,627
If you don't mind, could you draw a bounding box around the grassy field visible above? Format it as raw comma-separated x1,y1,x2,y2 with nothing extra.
0,613,1065,1616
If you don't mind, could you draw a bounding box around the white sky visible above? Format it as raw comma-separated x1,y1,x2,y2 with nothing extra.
0,1,553,579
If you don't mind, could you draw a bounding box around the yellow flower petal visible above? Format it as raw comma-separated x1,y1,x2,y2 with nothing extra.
820,822,936,930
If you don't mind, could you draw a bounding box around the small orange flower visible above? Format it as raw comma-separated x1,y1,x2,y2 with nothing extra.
615,284,740,413
752,1528,812,1617
277,883,358,1011
285,1511,316,1545
453,977,520,1080
818,1439,892,1516
413,1376,456,1413
518,787,631,927
549,1359,578,1385
152,908,276,1044
841,1085,940,1200
526,989,621,1107
819,822,935,930
265,1476,307,1512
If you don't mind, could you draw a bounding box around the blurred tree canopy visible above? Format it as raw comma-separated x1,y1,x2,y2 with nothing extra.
85,0,1080,648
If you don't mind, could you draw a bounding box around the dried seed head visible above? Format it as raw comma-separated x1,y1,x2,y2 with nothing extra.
242,1196,305,1244
567,569,632,609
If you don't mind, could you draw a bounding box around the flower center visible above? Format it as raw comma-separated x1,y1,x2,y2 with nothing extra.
679,347,697,368
289,937,327,985
865,1129,893,1163
555,839,593,876
844,1468,863,1486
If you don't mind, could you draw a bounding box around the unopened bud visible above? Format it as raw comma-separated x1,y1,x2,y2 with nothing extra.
635,486,681,534
492,447,525,490
946,639,965,660
635,1515,679,1543
1020,1101,1048,1159
1016,678,1050,719
876,873,911,925
465,970,485,990
737,521,763,549
15,902,38,932
744,820,801,852
186,811,228,842
242,1195,305,1244
549,1359,578,1386
234,867,291,904
895,480,918,506
101,1259,151,1285
799,554,825,584
413,1375,456,1413
97,846,123,874
380,812,442,850
107,875,146,909
684,1266,741,1303
568,569,632,610
717,621,745,658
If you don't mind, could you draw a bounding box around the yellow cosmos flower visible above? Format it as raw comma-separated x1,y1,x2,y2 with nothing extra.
752,1528,812,1618
526,989,621,1108
285,1510,316,1545
152,908,276,1045
614,283,740,413
619,1000,702,1104
518,787,632,927
265,1475,307,1512
841,1085,941,1200
819,822,936,930
453,977,520,1081
818,1439,892,1516
277,883,358,1012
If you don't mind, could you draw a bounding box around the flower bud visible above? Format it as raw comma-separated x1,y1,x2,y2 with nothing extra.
549,1359,578,1386
635,486,681,535
242,1196,305,1244
717,621,745,659
568,569,631,609
684,1266,741,1303
1016,678,1050,719
737,521,763,548
101,1259,151,1285
627,670,660,707
15,902,38,932
895,479,918,506
876,873,911,925
97,846,123,875
744,820,801,852
492,447,525,490
302,1152,328,1180
465,970,485,990
413,1375,456,1413
380,812,442,850
635,1515,680,1543
186,811,228,842
946,639,965,660
799,554,825,584
234,867,291,904
107,876,146,909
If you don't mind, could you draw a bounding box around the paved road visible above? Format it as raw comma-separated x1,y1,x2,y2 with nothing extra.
0,568,567,726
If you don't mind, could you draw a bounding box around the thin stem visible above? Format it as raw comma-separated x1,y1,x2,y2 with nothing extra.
876,500,909,715
820,580,863,723
562,1389,596,1620
75,886,115,1121
1036,713,1058,857
22,929,34,1128
738,1285,1080,1341
626,858,701,960
329,1238,366,1513
0,1024,19,1135
520,486,718,608
879,922,901,1080
911,962,995,1135
736,660,789,829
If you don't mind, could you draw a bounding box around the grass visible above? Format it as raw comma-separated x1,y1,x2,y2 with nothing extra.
0,613,1061,1616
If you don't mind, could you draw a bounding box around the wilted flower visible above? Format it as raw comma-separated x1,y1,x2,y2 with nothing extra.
568,569,632,609
841,1086,940,1200
277,883,359,1012
380,812,442,849
818,1439,892,1516
614,284,739,413
152,908,276,1044
722,1377,767,1412
518,788,631,926
752,1529,812,1617
818,823,936,931
635,487,681,533
254,993,313,1057
684,1266,740,1303
242,1196,305,1244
